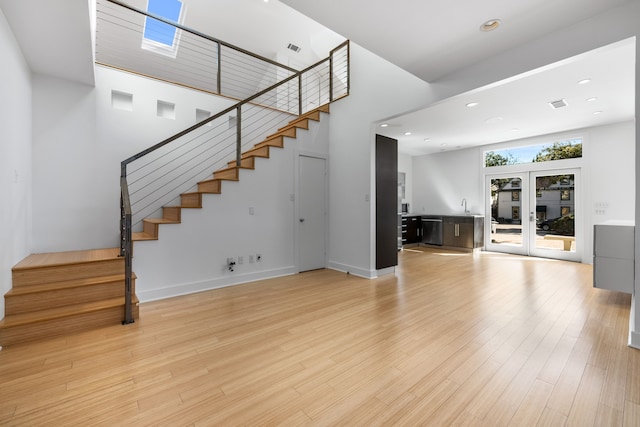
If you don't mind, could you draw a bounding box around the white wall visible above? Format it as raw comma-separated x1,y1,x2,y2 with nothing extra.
0,9,32,320
413,148,482,216
31,66,237,252
398,153,413,211
411,121,635,263
327,43,432,278
133,114,330,301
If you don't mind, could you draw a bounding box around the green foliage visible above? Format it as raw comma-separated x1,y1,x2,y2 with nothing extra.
533,141,582,162
485,151,517,167
548,214,575,236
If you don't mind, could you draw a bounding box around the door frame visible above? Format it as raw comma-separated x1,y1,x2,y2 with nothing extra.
484,165,583,262
529,168,582,262
295,152,329,272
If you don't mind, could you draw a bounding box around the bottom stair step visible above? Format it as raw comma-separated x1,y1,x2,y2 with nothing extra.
0,296,139,347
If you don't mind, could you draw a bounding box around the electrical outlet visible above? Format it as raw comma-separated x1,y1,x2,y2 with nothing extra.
249,255,254,263
256,254,262,262
238,256,243,264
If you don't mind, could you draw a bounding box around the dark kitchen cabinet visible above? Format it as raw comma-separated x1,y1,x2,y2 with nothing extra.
402,215,421,245
443,216,484,249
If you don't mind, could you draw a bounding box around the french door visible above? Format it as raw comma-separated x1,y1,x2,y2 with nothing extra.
485,168,581,261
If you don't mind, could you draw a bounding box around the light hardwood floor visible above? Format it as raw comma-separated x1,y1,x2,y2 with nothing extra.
0,247,638,426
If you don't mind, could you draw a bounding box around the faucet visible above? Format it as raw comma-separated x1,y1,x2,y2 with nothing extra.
461,198,469,215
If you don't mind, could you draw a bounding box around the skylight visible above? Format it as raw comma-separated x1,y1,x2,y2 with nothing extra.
142,0,183,58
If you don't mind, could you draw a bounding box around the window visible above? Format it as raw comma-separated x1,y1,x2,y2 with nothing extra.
512,206,520,220
484,138,582,167
141,0,184,58
561,206,571,216
536,189,542,198
512,191,520,202
561,190,571,201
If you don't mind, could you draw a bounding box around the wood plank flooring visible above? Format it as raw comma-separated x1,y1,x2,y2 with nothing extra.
0,247,638,426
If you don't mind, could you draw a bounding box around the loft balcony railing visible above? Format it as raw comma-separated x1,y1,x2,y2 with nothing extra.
96,0,301,100
98,0,350,324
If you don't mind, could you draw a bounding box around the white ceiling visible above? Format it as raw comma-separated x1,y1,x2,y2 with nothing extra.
375,38,635,156
281,0,636,156
280,0,631,83
1,0,635,157
0,0,96,85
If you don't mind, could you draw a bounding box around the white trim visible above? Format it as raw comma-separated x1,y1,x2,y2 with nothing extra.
137,266,296,302
377,266,396,277
328,261,376,279
630,294,640,349
295,151,329,273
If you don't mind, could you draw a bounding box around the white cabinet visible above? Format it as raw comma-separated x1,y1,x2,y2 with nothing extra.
593,221,634,294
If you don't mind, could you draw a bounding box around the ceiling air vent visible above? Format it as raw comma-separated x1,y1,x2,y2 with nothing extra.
549,99,568,109
287,43,301,53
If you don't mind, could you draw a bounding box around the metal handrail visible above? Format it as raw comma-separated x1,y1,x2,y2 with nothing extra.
116,16,349,324
105,0,298,74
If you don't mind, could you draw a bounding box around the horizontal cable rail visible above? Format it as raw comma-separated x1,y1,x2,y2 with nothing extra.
110,0,350,326
97,0,297,100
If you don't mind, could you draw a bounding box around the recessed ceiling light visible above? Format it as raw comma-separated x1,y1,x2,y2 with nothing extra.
578,79,591,85
424,138,431,142
511,128,519,132
466,102,479,108
380,123,389,127
480,19,501,32
485,116,503,124
404,132,412,136
440,143,448,147
586,97,597,102
593,111,603,115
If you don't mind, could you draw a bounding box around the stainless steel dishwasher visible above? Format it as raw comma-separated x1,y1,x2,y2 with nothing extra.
421,216,443,245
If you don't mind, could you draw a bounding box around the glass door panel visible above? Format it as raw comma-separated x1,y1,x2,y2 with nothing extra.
529,169,580,261
485,169,581,261
486,175,527,255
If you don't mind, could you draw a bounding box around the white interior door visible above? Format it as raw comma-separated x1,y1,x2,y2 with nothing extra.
298,155,327,272
485,168,581,261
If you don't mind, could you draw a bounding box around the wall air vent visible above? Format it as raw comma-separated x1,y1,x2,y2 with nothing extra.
287,43,301,53
549,99,568,109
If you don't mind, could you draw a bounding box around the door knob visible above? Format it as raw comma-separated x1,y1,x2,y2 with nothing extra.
299,218,305,222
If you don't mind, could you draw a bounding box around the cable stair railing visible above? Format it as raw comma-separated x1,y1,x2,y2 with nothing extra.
97,0,350,324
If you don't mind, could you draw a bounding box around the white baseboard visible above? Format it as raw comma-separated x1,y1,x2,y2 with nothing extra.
629,294,640,350
376,266,396,277
137,266,297,303
327,261,376,279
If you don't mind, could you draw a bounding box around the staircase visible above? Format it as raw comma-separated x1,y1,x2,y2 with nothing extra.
132,104,330,241
0,106,328,347
0,248,139,347
0,0,348,348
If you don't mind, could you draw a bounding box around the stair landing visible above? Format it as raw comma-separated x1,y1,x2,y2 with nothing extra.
1,248,139,347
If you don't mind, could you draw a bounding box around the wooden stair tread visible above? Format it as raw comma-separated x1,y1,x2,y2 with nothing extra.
143,218,180,225
131,103,332,248
13,248,121,270
0,296,139,329
133,232,158,241
5,274,134,296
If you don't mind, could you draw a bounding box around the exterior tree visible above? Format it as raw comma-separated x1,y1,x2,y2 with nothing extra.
485,151,517,167
533,141,582,162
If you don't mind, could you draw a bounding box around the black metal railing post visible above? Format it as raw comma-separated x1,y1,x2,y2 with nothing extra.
329,52,334,103
298,75,303,116
217,42,222,94
236,106,242,167
120,170,134,325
